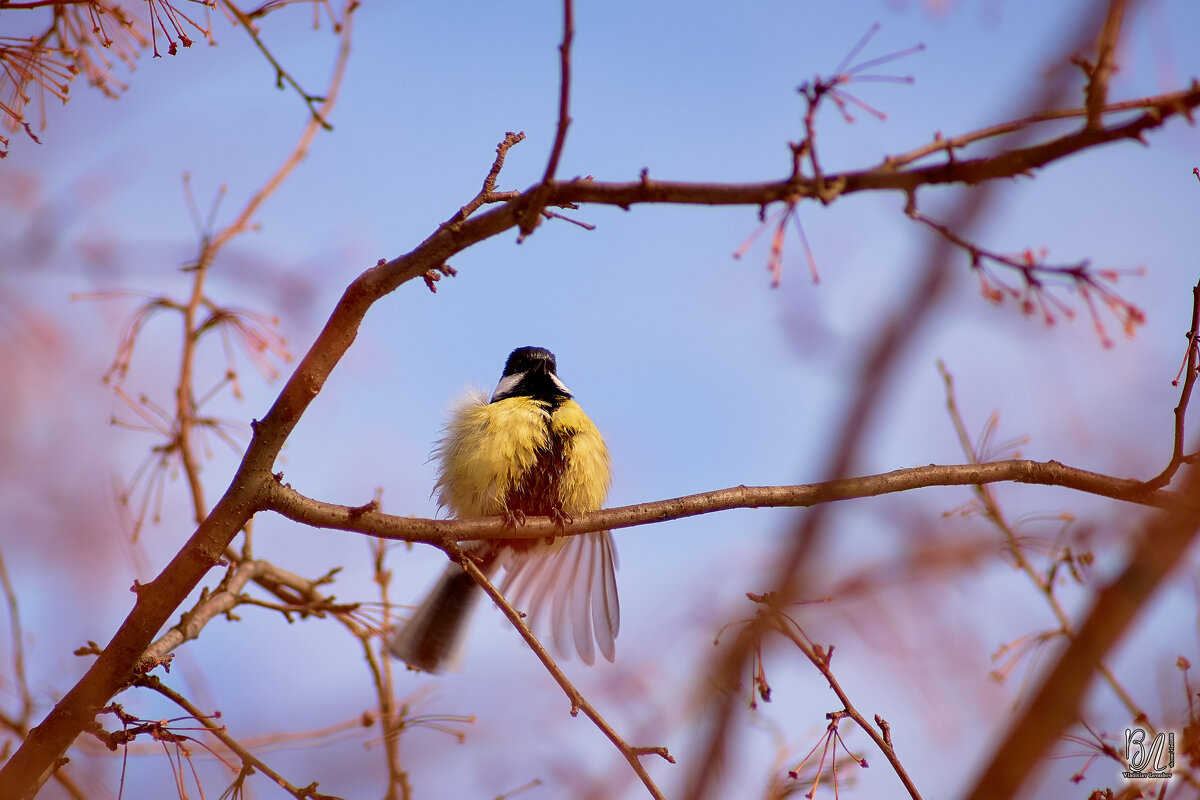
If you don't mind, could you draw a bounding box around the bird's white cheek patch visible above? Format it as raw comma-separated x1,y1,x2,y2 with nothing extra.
550,374,572,396
490,373,524,402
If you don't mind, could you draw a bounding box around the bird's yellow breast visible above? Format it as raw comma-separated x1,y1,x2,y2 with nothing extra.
433,391,610,521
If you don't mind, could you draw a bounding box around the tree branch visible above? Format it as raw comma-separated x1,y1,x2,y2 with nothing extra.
132,675,336,800
454,543,671,800
1144,278,1200,490
773,619,924,800
517,0,574,238
260,459,1173,547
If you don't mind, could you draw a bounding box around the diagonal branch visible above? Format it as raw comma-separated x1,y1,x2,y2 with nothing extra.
773,618,924,800
451,541,672,799
132,675,333,800
220,0,334,130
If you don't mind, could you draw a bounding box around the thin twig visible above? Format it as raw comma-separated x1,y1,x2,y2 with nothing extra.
938,363,1148,724
0,548,32,728
518,0,573,238
1144,278,1200,490
134,674,337,800
882,93,1176,171
453,544,672,800
444,132,527,227
773,619,923,800
219,0,334,129
910,208,1144,345
363,536,409,800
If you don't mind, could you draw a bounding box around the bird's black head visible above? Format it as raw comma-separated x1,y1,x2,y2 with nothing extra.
491,346,572,403
503,346,557,377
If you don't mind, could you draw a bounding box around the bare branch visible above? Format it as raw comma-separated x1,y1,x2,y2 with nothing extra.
772,615,924,800
445,131,527,227
454,541,672,799
518,0,574,238
260,459,1173,548
1144,278,1200,490
220,0,334,129
940,362,1151,732
133,674,338,800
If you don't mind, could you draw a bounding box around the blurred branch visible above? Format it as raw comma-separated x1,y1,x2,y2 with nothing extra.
1083,0,1126,128
965,464,1200,799
361,535,408,800
0,548,32,734
939,362,1175,765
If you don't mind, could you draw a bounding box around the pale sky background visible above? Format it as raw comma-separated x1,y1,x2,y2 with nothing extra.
4,1,1200,798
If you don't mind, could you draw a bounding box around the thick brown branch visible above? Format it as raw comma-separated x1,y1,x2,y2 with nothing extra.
260,460,1172,547
553,84,1200,210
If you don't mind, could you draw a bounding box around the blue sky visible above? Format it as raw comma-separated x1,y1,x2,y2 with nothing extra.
5,1,1200,798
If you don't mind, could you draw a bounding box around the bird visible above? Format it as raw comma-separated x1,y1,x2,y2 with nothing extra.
389,346,619,672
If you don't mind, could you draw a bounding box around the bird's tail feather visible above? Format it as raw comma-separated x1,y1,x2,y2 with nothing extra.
389,561,484,673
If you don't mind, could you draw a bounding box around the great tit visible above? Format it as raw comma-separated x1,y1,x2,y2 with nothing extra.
389,346,619,672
